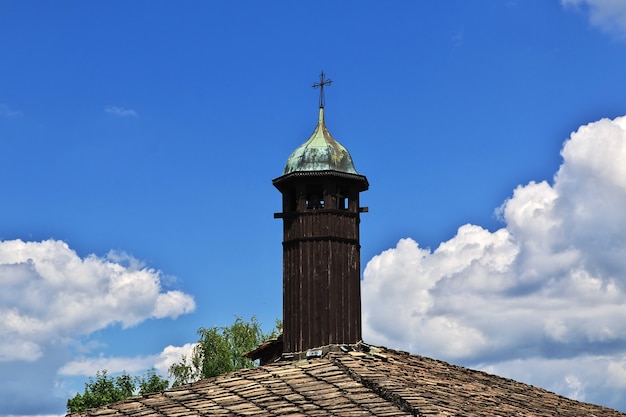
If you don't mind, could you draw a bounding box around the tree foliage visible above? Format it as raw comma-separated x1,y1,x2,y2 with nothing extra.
67,369,169,413
168,316,280,386
67,316,280,412
138,368,170,394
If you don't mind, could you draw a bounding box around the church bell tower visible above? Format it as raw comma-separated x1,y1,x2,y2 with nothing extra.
273,73,369,353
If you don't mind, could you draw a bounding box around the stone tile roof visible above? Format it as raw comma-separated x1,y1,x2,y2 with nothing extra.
68,344,625,417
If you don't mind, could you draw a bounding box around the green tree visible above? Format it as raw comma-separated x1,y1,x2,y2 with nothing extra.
168,316,280,386
138,368,170,395
67,369,169,413
67,316,279,412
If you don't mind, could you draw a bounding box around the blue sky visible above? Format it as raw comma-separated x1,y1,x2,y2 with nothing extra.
2,1,626,415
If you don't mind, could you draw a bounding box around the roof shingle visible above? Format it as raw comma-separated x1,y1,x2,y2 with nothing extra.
69,344,625,417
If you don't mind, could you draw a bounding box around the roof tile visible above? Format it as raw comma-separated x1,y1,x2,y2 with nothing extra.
69,345,625,417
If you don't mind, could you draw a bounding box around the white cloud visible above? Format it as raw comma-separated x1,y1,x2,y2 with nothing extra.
153,343,196,376
479,354,626,406
47,343,195,417
0,239,195,415
562,0,626,38
58,342,196,381
0,239,195,363
104,105,138,117
362,114,626,410
0,103,23,117
58,355,156,376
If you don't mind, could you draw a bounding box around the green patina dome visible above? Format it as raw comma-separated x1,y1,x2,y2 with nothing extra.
283,107,359,175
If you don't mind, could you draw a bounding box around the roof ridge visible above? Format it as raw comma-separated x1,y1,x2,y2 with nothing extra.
330,352,423,417
68,345,626,416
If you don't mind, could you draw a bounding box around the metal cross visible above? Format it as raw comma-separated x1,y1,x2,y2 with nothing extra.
312,71,332,108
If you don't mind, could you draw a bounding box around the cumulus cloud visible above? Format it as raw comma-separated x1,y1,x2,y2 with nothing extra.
0,240,195,363
153,343,196,376
58,342,195,379
104,105,138,117
0,239,195,414
562,0,626,38
362,114,626,410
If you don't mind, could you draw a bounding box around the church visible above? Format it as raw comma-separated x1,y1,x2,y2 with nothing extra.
69,75,626,417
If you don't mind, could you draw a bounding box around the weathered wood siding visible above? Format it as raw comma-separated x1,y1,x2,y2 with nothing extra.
274,173,367,353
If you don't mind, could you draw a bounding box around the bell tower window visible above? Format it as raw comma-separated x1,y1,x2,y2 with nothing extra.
337,187,349,210
306,186,324,209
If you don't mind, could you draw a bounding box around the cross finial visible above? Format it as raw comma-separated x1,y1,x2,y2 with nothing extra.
312,71,332,108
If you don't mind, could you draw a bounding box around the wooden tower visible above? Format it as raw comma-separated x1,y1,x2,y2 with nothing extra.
273,74,368,353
